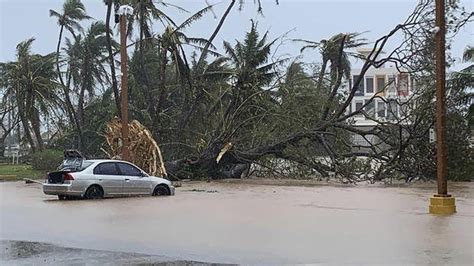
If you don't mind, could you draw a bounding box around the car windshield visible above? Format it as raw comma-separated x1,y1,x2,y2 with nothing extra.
59,159,93,172
78,161,93,171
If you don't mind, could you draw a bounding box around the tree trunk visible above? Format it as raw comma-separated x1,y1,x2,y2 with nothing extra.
179,0,236,130
55,25,83,150
316,58,328,90
30,110,44,151
0,137,6,159
78,83,86,129
17,105,36,153
105,0,121,117
153,48,168,133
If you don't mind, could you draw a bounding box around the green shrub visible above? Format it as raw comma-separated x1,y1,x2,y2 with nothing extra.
31,149,63,171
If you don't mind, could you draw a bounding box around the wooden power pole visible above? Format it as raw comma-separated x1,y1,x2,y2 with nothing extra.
435,0,447,196
429,0,456,215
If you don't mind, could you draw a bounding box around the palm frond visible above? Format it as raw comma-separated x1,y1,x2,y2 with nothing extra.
176,5,213,31
223,41,239,64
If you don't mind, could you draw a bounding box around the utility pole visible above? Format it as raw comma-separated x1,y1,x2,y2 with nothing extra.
435,0,447,197
118,5,133,161
429,0,456,215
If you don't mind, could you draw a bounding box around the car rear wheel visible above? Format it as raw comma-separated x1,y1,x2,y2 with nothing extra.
153,185,170,196
84,185,104,200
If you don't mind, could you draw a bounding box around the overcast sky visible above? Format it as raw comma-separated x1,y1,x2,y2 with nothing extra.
1,0,472,69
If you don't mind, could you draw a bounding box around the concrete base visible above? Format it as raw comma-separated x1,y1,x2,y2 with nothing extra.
429,195,456,215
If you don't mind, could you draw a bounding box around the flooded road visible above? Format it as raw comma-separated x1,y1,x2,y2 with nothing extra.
1,180,473,264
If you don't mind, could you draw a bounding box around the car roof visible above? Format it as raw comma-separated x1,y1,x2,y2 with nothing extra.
85,159,131,164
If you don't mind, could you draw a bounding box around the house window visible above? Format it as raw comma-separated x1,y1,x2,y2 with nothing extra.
377,100,386,118
353,75,364,96
398,73,409,96
376,76,385,93
364,99,375,118
366,77,374,94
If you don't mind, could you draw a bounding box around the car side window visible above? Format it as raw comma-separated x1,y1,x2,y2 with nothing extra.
93,162,119,175
117,163,142,176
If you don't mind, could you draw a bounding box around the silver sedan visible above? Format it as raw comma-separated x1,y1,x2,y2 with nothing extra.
43,159,175,200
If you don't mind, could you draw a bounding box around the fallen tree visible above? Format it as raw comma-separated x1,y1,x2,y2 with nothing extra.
159,1,472,182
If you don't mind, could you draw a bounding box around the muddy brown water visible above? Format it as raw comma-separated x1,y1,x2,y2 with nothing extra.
1,181,473,264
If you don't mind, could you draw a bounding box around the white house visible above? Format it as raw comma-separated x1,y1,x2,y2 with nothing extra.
347,48,414,150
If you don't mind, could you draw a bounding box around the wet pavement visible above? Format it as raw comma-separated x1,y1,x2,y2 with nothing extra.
0,180,473,265
0,240,218,265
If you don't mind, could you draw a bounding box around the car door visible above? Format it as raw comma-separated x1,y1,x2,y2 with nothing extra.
93,162,123,195
117,162,151,195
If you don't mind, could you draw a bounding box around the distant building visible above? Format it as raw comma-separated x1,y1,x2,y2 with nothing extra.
347,48,414,153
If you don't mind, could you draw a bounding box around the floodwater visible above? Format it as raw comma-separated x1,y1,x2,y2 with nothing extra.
0,180,473,265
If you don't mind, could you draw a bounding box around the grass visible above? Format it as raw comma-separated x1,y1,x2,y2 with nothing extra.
0,164,48,181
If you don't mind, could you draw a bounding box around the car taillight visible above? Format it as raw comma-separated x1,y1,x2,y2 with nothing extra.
63,173,74,181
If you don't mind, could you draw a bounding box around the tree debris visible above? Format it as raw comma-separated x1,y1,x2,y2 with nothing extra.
103,119,167,177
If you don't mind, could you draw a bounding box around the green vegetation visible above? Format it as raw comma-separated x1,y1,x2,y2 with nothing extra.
31,149,63,171
0,164,48,181
0,1,472,183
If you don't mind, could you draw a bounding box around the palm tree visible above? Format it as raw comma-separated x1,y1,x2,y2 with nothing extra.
223,21,279,100
64,22,116,130
125,0,177,42
50,0,90,149
297,32,367,90
134,5,214,133
103,0,121,115
101,1,183,117
217,21,282,140
156,13,215,98
0,39,59,152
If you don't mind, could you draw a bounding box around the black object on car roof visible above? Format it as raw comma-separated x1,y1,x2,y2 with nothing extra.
59,150,86,171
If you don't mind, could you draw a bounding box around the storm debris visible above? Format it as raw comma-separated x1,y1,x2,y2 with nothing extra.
103,119,167,177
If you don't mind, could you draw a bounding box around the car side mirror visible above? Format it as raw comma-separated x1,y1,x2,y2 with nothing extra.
140,171,148,177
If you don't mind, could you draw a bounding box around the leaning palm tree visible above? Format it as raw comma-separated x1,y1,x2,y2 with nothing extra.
1,39,59,152
156,8,216,89
296,32,367,90
103,0,121,115
125,0,178,42
141,5,214,133
64,22,116,130
50,0,91,81
50,0,90,149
